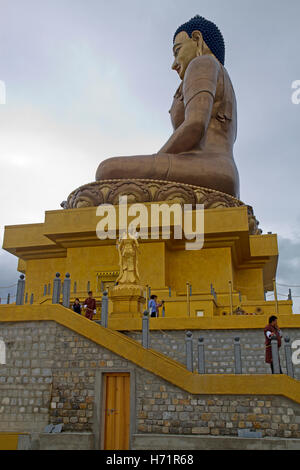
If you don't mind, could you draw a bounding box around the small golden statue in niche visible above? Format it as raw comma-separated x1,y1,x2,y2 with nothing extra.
116,231,140,286
110,231,145,317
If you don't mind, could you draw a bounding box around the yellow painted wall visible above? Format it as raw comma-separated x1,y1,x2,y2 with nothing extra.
24,258,66,301
24,242,167,306
12,238,292,317
166,246,233,294
138,242,165,289
235,268,265,301
66,245,119,294
0,433,21,450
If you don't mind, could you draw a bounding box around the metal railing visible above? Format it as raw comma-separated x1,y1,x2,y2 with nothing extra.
3,273,298,377
140,318,295,377
6,273,297,316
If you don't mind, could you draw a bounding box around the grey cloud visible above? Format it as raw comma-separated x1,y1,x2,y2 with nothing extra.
277,237,300,313
0,250,18,304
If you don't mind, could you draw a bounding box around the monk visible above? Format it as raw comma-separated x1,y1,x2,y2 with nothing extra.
264,315,283,374
84,291,97,320
96,15,240,198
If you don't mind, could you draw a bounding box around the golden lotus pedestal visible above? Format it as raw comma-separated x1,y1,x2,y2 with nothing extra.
109,284,146,318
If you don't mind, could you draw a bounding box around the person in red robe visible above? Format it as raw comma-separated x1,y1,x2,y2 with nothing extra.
84,291,96,320
264,315,283,374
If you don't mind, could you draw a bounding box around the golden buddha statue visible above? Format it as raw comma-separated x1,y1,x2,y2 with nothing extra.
96,15,240,198
116,232,140,286
110,232,145,317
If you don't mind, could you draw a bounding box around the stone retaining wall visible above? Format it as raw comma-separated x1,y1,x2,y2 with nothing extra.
125,329,300,378
135,368,300,438
1,321,300,441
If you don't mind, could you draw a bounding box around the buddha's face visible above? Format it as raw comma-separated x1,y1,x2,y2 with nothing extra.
172,30,203,80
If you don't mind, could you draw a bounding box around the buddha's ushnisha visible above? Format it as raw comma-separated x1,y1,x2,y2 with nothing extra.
96,15,239,198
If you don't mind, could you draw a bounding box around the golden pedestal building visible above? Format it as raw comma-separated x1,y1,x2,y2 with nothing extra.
3,202,293,321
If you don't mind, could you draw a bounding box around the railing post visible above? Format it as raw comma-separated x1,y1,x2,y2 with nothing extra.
142,310,150,349
273,278,279,315
210,283,217,302
16,275,25,305
234,337,242,374
284,336,294,378
186,283,190,317
229,280,233,315
185,331,193,372
145,285,149,309
52,273,61,304
47,283,51,295
101,291,108,328
162,302,165,317
30,293,34,305
271,336,281,374
198,337,205,374
87,281,90,292
7,293,10,304
62,273,71,308
25,293,28,304
73,281,77,294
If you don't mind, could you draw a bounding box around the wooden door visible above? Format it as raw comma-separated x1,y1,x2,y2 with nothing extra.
103,372,130,450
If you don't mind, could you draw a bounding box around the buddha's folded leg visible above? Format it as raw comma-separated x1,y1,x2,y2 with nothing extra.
95,154,172,182
165,152,240,198
96,151,239,198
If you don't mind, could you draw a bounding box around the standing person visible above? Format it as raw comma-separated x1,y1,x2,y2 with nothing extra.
84,291,97,320
72,298,82,315
264,315,283,374
148,295,157,318
148,295,163,318
155,298,163,318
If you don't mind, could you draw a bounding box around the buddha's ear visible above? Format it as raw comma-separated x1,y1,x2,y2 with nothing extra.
191,30,204,57
191,30,203,45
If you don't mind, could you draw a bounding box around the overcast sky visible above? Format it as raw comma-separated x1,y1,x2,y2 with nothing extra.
0,0,299,310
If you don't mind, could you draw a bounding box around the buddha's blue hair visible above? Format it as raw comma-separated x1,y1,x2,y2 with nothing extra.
173,15,225,65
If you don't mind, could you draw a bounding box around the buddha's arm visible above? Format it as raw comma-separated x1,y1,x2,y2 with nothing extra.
158,92,214,153
158,55,219,154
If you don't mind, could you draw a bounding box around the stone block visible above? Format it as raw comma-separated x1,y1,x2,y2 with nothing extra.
179,412,190,421
195,427,209,434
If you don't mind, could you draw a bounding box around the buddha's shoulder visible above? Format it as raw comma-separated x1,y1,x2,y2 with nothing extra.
185,55,221,77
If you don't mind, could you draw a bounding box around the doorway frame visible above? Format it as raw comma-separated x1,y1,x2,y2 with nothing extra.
94,367,136,450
